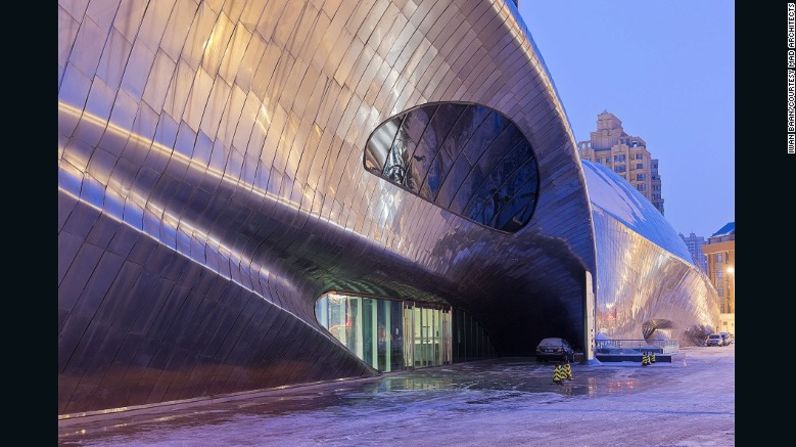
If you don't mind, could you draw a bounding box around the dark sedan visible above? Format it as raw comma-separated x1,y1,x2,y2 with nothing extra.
536,337,575,362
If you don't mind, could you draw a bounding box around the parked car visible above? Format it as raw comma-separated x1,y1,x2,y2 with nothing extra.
705,333,724,346
536,337,575,362
720,332,734,345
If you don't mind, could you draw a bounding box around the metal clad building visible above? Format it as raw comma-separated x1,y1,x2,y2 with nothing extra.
58,0,719,414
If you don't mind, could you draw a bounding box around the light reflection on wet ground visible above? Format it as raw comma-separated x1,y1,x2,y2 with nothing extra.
59,347,734,447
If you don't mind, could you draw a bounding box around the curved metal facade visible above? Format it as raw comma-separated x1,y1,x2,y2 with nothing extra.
57,0,715,414
582,162,720,342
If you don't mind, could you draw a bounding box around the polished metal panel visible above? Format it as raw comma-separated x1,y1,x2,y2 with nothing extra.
58,0,713,414
582,161,693,261
583,161,720,342
58,194,373,414
591,209,720,343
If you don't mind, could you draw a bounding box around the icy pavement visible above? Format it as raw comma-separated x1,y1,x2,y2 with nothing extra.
59,345,734,447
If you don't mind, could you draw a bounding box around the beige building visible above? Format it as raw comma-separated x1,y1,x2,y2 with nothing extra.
703,222,735,335
578,112,664,214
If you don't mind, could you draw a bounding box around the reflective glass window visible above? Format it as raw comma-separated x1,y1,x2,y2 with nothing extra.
364,102,539,232
365,115,403,173
315,292,454,371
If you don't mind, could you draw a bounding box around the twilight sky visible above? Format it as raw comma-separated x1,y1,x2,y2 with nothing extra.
518,1,734,237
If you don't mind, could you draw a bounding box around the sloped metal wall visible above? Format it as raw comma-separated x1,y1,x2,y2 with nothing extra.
58,0,595,413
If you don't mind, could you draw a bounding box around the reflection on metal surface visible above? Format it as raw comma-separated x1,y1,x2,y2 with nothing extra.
583,161,720,343
582,161,691,261
364,102,540,232
58,0,716,414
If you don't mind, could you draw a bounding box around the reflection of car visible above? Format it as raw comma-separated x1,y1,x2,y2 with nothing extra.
705,333,724,346
536,337,575,362
720,332,734,345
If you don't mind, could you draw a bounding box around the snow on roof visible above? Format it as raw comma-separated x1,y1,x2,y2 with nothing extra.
711,222,735,237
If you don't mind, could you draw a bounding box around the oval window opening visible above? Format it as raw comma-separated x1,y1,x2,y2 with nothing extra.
364,102,539,232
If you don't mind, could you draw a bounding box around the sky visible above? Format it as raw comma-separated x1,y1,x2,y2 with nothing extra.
518,1,734,237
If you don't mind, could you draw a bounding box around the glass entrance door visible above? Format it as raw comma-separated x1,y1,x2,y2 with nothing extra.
403,302,414,369
317,294,452,371
402,303,451,368
416,307,428,367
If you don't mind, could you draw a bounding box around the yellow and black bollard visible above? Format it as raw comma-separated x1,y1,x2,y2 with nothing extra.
564,362,574,381
641,352,650,366
650,352,656,364
553,364,564,384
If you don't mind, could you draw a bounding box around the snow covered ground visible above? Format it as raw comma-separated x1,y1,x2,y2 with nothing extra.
59,345,734,447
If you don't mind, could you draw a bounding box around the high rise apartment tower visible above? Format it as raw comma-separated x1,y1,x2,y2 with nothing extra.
578,112,664,214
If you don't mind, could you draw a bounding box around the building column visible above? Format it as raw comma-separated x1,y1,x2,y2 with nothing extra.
584,270,596,361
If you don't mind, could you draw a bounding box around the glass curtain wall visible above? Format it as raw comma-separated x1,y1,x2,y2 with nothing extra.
315,293,403,372
315,293,453,371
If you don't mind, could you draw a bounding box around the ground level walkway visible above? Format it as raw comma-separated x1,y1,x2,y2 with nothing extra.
60,345,734,446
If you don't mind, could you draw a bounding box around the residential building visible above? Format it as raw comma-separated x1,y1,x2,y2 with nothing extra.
578,112,665,214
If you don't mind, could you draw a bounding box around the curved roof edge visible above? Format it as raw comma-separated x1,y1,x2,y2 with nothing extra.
581,160,693,263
